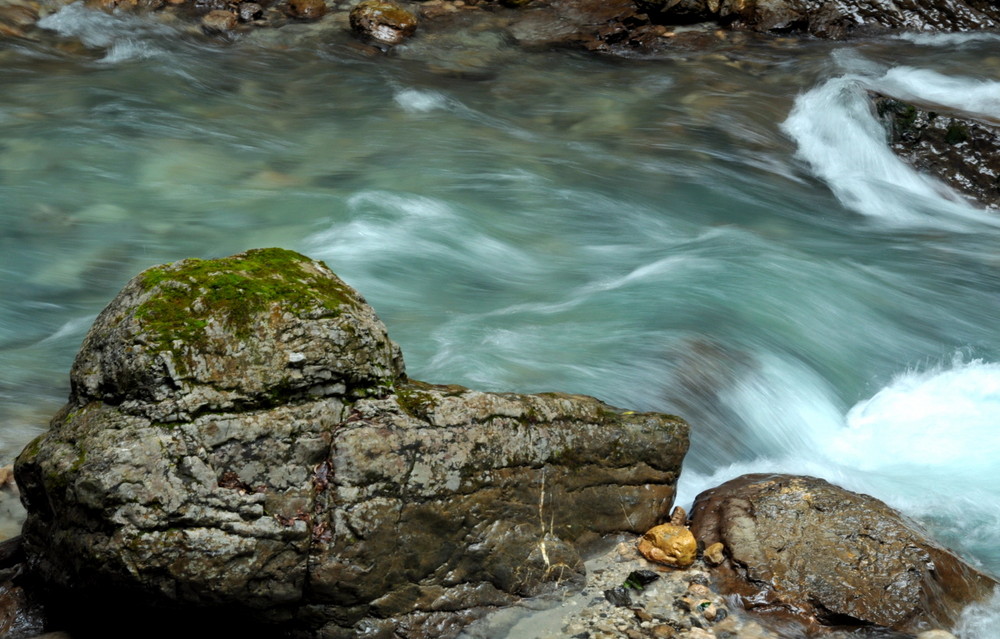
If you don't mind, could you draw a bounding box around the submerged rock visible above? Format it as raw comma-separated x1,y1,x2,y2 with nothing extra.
690,474,998,635
872,92,1000,209
14,248,688,637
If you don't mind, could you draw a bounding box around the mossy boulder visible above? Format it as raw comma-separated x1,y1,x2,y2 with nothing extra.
15,249,689,638
69,248,403,423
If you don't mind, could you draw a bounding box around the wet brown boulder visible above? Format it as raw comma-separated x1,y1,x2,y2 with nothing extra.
690,474,998,635
15,248,689,638
349,0,417,45
201,8,238,32
872,92,1000,209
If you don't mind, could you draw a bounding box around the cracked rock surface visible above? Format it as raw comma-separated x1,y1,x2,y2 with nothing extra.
689,474,998,636
14,248,688,638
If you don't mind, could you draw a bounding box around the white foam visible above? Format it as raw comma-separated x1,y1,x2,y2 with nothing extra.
836,358,1000,471
875,66,1000,119
782,65,1000,228
37,1,171,62
896,31,1000,47
955,587,1000,639
394,88,451,113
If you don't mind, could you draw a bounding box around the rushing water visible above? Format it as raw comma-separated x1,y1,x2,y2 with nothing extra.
2,4,1000,634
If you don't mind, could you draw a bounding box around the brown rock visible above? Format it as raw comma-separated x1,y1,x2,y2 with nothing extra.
690,474,998,634
637,523,696,568
702,541,724,565
0,4,37,35
669,504,687,526
349,0,417,45
86,0,140,11
286,0,326,20
201,9,238,32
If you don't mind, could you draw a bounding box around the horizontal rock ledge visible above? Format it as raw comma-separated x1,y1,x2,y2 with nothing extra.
14,248,689,638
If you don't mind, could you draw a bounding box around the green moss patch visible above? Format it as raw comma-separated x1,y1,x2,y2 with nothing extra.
135,248,359,355
945,121,970,145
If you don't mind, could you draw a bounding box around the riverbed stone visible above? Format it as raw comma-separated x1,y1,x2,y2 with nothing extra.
286,0,327,20
14,248,688,637
638,0,1000,37
871,92,1000,209
689,474,999,635
349,0,417,45
201,9,237,32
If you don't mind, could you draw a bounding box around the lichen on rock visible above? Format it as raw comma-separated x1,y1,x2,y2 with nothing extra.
69,248,402,423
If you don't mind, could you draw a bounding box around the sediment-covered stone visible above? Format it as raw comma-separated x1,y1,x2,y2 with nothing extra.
690,474,998,635
15,248,688,637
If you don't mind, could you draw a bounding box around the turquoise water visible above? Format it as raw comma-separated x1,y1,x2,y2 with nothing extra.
2,5,1000,633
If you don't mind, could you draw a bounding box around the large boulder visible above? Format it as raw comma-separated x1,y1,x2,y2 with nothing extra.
872,92,1000,209
689,474,998,635
14,248,688,638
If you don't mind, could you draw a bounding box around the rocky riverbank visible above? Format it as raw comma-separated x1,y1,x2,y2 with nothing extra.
5,0,1000,58
2,249,995,638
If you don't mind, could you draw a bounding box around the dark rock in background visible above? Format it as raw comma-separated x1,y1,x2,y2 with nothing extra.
872,92,1000,209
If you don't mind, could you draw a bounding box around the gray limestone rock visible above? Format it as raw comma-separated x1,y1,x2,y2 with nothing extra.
14,248,688,638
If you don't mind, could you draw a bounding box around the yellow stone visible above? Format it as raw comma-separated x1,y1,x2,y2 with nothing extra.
637,523,696,568
703,541,725,565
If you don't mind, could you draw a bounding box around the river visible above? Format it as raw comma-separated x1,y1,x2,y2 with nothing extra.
1,4,999,635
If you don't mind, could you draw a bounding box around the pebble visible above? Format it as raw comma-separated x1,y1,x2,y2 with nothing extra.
498,536,783,639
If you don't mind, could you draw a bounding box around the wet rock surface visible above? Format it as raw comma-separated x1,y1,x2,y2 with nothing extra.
0,538,46,639
14,248,689,638
640,0,1000,38
9,0,1000,60
872,92,1000,209
349,0,416,45
689,474,999,635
